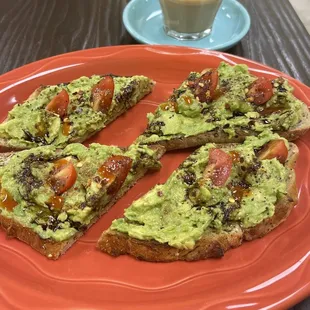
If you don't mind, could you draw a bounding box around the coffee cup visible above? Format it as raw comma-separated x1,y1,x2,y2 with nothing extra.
159,0,222,40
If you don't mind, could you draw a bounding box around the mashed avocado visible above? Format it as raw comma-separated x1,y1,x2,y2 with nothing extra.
111,131,291,249
0,143,161,241
0,75,153,149
138,62,304,144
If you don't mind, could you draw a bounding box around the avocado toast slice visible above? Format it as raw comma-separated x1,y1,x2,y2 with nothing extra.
0,142,165,259
137,62,310,150
0,74,154,151
98,131,298,261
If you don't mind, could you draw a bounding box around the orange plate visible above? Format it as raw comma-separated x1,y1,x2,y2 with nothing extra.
0,46,309,310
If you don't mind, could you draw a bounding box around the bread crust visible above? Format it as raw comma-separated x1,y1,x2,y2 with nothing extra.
97,144,299,262
0,145,165,260
98,225,243,262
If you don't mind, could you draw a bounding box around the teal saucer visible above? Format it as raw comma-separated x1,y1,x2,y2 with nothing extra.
123,0,251,51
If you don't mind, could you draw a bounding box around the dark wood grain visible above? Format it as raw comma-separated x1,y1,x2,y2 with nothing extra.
0,0,309,308
0,0,309,85
0,0,133,74
233,0,310,86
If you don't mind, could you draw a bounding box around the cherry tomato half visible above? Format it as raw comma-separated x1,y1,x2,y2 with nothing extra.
204,148,233,187
247,77,273,105
97,155,132,195
50,159,77,195
92,76,115,113
258,139,288,164
46,89,70,119
192,69,219,103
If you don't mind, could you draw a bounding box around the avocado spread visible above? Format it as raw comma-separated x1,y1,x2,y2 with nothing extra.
0,75,153,148
138,62,304,144
111,131,291,249
0,143,161,241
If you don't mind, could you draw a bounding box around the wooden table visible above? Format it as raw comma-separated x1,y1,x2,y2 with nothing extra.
0,0,309,309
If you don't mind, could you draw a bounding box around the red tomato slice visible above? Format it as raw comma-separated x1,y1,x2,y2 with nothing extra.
193,69,219,103
204,148,233,187
258,139,288,164
247,77,273,105
92,76,114,113
50,159,77,195
97,155,132,195
46,89,70,119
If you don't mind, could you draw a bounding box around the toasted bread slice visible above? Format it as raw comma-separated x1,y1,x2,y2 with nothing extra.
142,104,310,151
137,62,310,151
0,75,154,151
97,135,298,262
0,143,165,260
